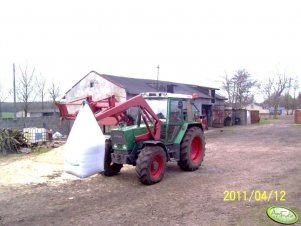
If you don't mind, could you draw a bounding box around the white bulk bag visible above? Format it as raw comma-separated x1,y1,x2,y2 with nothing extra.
64,103,105,178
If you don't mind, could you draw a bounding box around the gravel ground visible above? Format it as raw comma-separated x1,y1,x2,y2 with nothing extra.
0,116,300,226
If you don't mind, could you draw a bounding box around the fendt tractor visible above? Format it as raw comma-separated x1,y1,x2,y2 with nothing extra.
56,92,206,185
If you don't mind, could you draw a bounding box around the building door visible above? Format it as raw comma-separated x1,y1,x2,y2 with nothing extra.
202,105,212,127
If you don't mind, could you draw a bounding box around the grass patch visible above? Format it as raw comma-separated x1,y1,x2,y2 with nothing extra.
0,153,20,160
31,146,50,154
292,124,301,128
0,152,26,165
0,146,51,162
255,118,278,126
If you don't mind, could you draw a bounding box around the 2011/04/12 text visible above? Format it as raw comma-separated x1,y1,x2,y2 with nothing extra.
223,190,286,202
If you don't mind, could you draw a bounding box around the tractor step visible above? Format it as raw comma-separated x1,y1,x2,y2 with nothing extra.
167,147,180,161
166,144,180,161
168,157,179,162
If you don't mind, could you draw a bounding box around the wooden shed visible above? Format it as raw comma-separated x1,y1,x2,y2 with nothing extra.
232,109,250,125
250,110,260,123
212,105,224,128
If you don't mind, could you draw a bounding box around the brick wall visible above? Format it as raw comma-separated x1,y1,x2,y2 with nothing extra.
0,116,72,135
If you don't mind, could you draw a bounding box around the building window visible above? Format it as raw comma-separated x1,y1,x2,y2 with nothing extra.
90,81,94,88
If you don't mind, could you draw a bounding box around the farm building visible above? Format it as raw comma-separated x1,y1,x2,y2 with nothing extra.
246,103,269,118
223,104,262,126
64,71,227,127
228,109,260,126
246,103,268,113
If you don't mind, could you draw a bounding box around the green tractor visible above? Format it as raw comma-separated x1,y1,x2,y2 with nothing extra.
102,92,206,185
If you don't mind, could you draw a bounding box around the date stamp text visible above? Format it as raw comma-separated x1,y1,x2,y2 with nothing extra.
223,190,286,202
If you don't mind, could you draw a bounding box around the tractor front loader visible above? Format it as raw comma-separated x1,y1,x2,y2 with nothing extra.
56,92,205,185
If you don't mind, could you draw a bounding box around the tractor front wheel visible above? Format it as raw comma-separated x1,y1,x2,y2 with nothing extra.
136,146,166,185
101,140,123,176
178,127,205,171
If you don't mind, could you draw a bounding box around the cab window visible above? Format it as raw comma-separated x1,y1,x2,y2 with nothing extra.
170,100,184,123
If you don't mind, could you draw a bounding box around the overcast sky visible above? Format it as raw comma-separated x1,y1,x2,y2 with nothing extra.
0,0,300,101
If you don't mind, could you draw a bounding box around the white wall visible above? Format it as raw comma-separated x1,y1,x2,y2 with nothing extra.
65,72,127,102
246,110,251,125
246,104,269,114
16,111,30,117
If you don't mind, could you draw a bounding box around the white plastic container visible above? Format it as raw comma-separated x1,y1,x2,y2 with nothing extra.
64,103,105,178
23,128,47,143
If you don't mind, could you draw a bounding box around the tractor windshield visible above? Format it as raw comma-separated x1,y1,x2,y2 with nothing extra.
145,99,168,121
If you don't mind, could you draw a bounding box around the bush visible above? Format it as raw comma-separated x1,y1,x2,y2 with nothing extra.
0,129,30,154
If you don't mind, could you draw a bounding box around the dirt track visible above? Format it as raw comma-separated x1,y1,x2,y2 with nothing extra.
0,116,300,226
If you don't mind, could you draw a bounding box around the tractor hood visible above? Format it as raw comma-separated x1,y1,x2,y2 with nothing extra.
111,125,149,151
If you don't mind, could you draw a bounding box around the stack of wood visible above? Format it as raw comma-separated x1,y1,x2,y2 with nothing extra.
0,129,30,154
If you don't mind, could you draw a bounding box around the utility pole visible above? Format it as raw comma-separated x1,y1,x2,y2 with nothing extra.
156,64,160,91
13,63,16,118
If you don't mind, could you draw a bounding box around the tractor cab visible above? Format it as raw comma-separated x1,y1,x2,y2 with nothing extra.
142,92,200,122
142,92,201,143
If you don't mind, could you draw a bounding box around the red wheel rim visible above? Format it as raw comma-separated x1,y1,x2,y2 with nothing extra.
150,154,164,179
190,136,202,163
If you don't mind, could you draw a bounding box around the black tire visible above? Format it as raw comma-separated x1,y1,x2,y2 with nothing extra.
136,146,166,185
101,140,123,176
178,127,205,171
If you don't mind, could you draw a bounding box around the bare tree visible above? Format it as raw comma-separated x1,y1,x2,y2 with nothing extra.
292,77,299,113
48,81,61,114
0,84,11,118
279,94,293,114
17,65,36,117
221,71,234,105
262,71,291,118
48,81,61,102
36,74,47,109
221,69,258,108
284,78,293,115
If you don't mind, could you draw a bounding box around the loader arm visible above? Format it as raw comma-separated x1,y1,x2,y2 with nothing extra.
55,95,118,121
56,94,161,141
95,95,162,141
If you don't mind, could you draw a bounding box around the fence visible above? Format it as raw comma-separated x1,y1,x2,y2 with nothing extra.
0,116,72,136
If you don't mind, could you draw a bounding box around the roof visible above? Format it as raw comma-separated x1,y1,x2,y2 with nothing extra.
0,102,58,113
66,71,227,100
142,92,193,99
215,93,228,100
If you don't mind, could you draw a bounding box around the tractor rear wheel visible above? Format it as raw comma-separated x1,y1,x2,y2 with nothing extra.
136,146,166,185
101,140,123,176
178,127,205,171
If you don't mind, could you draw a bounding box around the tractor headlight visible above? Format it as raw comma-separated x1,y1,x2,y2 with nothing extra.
113,144,118,149
122,144,127,150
